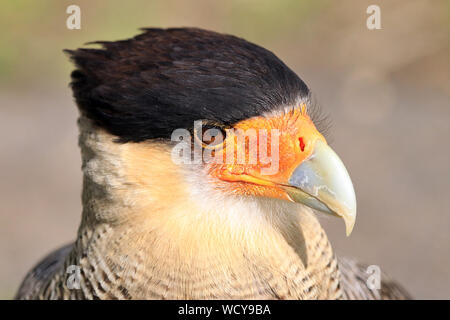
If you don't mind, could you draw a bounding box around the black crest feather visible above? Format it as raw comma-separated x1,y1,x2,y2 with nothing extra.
65,28,310,142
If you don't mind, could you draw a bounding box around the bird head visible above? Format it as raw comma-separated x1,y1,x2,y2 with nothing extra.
66,28,356,235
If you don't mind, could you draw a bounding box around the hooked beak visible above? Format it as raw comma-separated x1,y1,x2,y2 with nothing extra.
283,140,357,236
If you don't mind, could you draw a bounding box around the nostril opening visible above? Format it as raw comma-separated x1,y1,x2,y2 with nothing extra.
299,137,305,152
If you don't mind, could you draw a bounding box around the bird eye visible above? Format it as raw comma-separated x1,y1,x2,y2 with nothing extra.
194,120,228,150
299,137,305,152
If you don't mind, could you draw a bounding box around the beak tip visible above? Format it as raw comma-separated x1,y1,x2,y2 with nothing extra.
345,219,355,237
343,208,356,236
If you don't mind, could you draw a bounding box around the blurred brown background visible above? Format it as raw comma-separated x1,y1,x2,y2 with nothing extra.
0,0,449,299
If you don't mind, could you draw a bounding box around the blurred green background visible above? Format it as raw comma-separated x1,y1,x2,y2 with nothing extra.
0,0,449,299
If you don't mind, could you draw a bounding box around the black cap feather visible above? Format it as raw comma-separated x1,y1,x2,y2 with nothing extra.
65,28,310,142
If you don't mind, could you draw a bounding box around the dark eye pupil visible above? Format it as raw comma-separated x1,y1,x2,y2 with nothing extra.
202,127,224,146
194,120,227,149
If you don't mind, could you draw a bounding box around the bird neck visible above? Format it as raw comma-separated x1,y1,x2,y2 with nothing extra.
74,116,338,298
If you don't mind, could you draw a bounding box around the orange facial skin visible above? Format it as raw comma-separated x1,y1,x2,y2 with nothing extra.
206,106,327,200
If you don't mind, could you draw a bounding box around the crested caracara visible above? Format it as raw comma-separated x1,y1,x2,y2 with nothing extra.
16,28,410,300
